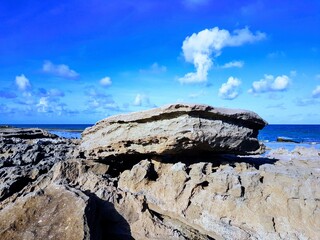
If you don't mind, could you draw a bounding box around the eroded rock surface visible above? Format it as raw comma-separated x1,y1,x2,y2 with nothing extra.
0,128,58,139
81,104,267,160
0,128,79,202
0,111,319,240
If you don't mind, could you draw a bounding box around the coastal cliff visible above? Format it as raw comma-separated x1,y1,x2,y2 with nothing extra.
0,104,319,240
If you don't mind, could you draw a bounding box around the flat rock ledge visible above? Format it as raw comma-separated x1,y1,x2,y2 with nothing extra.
0,127,58,139
81,103,267,160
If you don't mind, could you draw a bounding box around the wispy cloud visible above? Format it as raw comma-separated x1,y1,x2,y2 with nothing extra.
99,76,112,87
295,98,320,107
312,85,320,98
218,76,241,100
267,51,285,59
248,74,290,94
36,88,65,97
266,103,286,110
179,27,265,84
43,61,79,79
15,74,31,91
220,60,244,69
139,62,167,74
290,70,297,77
188,90,206,99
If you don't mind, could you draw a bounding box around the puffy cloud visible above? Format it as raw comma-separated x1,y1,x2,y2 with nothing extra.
0,90,17,99
139,62,167,74
218,77,241,100
43,61,79,79
179,27,265,84
312,86,320,98
36,97,49,112
133,94,148,106
15,74,31,91
85,87,116,110
221,61,244,69
100,76,112,87
133,94,156,107
248,74,290,94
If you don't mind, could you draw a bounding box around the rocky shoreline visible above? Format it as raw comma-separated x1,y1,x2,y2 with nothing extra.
0,104,319,240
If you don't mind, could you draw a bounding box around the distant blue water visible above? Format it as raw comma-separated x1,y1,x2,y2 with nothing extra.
9,124,92,139
5,124,320,150
259,124,320,150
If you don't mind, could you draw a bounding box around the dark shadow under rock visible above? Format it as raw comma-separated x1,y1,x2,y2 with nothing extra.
84,191,134,240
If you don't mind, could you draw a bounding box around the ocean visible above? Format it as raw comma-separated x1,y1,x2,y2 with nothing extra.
7,124,320,151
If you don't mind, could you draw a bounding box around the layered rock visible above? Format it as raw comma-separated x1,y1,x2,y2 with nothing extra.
0,127,58,139
81,104,267,160
1,109,319,240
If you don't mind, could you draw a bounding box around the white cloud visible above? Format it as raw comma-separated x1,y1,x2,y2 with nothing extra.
36,97,49,112
133,94,148,106
140,62,167,74
48,89,65,97
290,70,297,77
43,61,79,79
133,94,156,108
179,27,265,84
15,74,31,91
312,86,320,98
267,51,285,59
218,77,241,100
100,76,112,87
249,74,290,94
221,60,244,69
188,90,206,98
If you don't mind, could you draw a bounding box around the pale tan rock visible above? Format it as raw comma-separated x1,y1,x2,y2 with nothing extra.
117,149,320,240
0,184,88,240
1,123,319,240
81,103,267,160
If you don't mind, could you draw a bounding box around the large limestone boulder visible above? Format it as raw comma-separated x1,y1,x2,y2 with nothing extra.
81,104,267,160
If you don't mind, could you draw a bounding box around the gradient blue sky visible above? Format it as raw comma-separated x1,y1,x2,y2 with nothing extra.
1,0,320,124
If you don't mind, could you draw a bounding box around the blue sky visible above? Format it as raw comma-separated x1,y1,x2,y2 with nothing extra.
1,0,320,124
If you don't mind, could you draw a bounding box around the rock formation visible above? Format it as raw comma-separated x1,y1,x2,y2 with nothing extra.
81,104,267,160
0,105,319,240
0,127,58,139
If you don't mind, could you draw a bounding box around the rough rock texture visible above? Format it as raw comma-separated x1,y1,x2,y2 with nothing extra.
118,152,320,239
81,104,267,160
0,184,89,240
0,128,79,202
0,114,319,239
0,128,58,139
